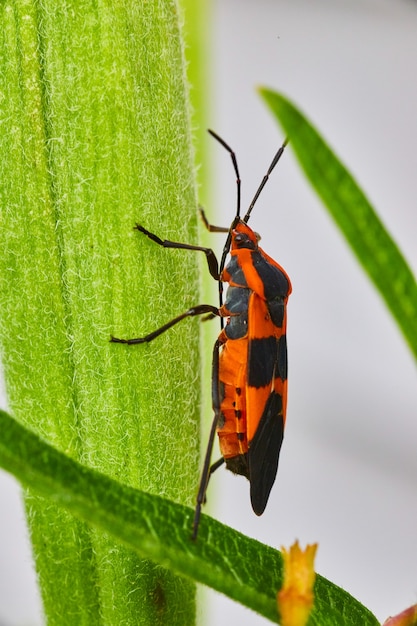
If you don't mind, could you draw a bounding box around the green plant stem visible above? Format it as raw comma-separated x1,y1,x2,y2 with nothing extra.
0,1,199,624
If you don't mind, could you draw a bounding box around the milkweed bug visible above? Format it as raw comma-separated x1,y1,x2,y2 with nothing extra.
111,130,291,539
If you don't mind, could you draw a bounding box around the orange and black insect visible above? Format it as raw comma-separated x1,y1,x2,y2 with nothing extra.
111,130,291,539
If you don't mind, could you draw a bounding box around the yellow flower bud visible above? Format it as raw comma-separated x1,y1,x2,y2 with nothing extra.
277,541,318,626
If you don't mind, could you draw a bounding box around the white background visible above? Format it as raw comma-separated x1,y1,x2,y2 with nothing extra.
1,1,417,624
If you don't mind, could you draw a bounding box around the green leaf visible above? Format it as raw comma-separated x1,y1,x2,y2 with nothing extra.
259,88,417,361
0,1,200,624
0,408,380,626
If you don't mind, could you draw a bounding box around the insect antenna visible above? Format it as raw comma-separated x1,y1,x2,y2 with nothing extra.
206,131,287,325
208,129,241,219
207,129,245,326
242,138,288,224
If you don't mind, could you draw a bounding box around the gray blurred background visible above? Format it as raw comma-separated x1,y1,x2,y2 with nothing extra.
1,0,417,624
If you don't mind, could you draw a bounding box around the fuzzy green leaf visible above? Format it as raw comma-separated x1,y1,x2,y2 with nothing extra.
259,89,417,361
0,408,380,626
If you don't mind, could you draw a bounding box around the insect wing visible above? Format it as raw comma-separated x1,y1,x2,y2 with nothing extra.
246,292,288,515
248,390,284,515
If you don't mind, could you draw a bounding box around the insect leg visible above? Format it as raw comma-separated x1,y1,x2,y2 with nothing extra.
135,224,220,281
192,421,224,541
110,304,219,344
192,337,224,540
199,207,229,233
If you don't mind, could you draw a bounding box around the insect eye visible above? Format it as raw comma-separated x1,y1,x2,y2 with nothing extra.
234,232,254,249
233,233,256,250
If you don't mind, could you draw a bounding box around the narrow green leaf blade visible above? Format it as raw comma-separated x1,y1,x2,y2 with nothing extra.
259,88,417,361
0,409,380,626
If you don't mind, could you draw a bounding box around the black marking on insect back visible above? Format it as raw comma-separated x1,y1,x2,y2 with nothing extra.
223,286,250,339
248,392,284,515
237,432,245,441
225,453,249,479
223,255,248,287
266,297,285,328
224,285,250,314
247,336,277,388
225,310,248,340
251,251,290,299
277,335,288,380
